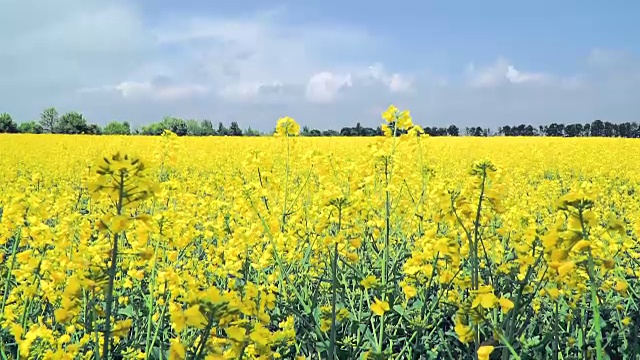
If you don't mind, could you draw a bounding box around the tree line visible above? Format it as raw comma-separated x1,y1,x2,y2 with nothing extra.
1,107,639,138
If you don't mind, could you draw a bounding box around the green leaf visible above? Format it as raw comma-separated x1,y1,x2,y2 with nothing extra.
119,305,135,317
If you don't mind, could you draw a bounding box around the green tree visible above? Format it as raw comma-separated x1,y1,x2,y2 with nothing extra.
200,120,215,136
57,111,89,134
0,113,18,133
140,123,165,135
186,119,203,136
161,116,187,136
229,121,243,136
217,122,228,136
103,121,131,135
18,121,44,134
86,123,102,135
244,127,261,136
39,107,59,133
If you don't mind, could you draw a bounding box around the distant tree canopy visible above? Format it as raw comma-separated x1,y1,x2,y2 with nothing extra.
495,120,640,138
57,111,92,134
0,113,19,133
18,121,43,134
39,107,59,133
2,107,640,137
103,121,131,135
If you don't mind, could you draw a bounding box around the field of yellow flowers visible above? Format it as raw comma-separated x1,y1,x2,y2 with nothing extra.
1,107,640,360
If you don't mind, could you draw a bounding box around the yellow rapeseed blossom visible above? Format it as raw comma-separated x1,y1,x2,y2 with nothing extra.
477,345,495,360
370,298,390,316
2,106,640,359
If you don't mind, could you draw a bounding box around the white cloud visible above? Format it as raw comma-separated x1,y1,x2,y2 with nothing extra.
306,72,353,103
388,73,413,92
150,12,374,87
365,63,413,92
219,81,298,103
80,78,209,101
505,65,551,84
467,57,553,88
116,81,209,100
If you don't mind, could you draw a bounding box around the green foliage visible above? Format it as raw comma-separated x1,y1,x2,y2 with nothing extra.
229,121,243,136
39,107,59,133
140,123,166,135
103,121,131,135
200,120,215,136
51,111,101,134
0,113,18,133
162,117,188,136
18,121,43,134
217,122,229,136
57,111,88,134
185,119,203,136
86,123,102,135
244,127,261,136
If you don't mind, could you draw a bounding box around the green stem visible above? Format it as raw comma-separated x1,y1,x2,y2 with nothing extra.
144,234,162,356
329,242,339,360
496,331,522,360
329,204,343,359
1,229,21,314
282,134,291,230
579,209,603,360
587,253,604,360
0,340,8,360
379,158,391,354
102,171,125,359
193,316,215,359
553,300,559,360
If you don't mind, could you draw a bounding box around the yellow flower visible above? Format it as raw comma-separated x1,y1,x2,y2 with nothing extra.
171,305,208,333
370,298,390,316
380,124,393,137
382,105,398,123
472,286,498,309
557,261,575,278
275,116,300,137
337,308,350,321
110,215,131,233
396,110,413,130
498,297,514,314
545,288,561,300
226,326,246,342
169,338,186,360
401,282,418,299
571,240,591,253
250,323,272,348
614,280,629,295
54,308,71,323
454,317,474,344
360,275,378,289
319,318,331,332
477,345,495,360
112,319,133,337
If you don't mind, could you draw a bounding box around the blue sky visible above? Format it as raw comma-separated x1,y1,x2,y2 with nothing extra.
1,0,639,130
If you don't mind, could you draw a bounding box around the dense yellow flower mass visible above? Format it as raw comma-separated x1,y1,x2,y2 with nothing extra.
1,107,640,359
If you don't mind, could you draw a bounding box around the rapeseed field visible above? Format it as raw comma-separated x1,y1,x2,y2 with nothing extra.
1,106,640,359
